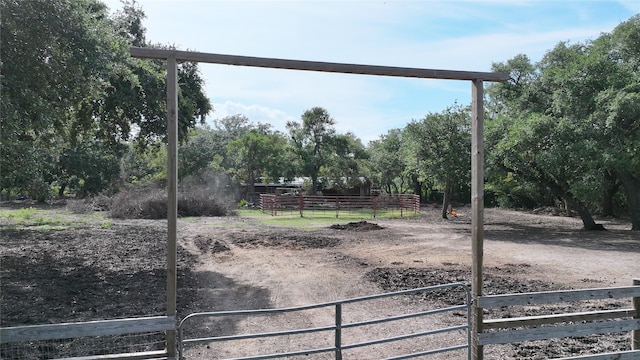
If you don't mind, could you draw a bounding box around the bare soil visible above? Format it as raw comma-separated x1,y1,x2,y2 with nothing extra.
1,205,638,359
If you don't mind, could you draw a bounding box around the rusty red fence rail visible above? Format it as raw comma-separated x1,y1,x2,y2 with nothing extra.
259,194,420,217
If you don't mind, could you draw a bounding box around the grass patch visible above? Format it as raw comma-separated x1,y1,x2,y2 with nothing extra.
237,208,420,230
30,224,71,231
0,207,91,230
101,221,114,228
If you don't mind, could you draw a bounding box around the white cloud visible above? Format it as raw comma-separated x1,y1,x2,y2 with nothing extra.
107,0,636,142
210,100,296,131
617,0,640,13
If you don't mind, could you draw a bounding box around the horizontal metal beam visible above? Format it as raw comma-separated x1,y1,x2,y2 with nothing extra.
130,47,510,82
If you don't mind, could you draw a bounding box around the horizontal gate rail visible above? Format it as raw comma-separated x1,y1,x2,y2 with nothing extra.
342,304,468,329
560,350,640,360
1,316,174,360
0,316,175,343
483,308,638,330
53,350,169,360
179,283,471,360
479,319,640,345
477,279,640,359
341,324,469,350
478,286,640,308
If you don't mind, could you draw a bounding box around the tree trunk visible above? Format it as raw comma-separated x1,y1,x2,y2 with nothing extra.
601,184,619,217
617,169,640,231
563,197,573,217
411,173,422,202
247,172,256,202
563,195,605,231
441,181,452,219
501,162,604,230
58,184,67,198
601,172,620,217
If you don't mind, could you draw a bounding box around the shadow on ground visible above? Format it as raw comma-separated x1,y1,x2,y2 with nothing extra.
0,225,271,358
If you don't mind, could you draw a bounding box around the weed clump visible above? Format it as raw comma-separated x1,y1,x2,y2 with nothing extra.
66,195,113,213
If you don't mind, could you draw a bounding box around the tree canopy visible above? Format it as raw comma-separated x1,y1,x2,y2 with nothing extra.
286,107,337,195
0,0,211,198
486,15,640,230
406,104,471,218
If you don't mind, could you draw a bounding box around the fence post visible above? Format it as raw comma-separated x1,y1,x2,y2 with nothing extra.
633,278,640,350
299,195,304,217
335,303,343,360
372,196,377,218
166,54,178,359
271,196,276,216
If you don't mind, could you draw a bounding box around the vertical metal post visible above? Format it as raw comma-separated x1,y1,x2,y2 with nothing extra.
470,79,484,360
335,303,342,360
166,54,178,358
466,284,473,360
633,278,640,350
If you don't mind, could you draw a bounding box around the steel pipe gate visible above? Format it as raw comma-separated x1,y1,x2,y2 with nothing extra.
178,283,471,359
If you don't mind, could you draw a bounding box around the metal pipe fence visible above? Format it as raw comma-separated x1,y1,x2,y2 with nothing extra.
178,283,471,360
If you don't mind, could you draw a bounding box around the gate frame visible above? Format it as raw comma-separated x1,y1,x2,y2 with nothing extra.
177,283,472,360
129,45,509,359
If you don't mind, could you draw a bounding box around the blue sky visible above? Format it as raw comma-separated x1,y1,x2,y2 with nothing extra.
103,0,639,143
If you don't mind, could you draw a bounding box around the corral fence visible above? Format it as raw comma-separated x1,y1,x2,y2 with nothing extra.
178,283,471,360
259,194,420,217
478,278,640,359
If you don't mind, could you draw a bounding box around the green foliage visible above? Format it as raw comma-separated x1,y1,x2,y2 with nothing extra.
59,139,124,196
287,107,337,194
320,132,369,194
178,127,225,180
227,128,291,196
368,129,409,194
405,103,471,216
486,15,640,229
0,0,211,200
120,142,168,185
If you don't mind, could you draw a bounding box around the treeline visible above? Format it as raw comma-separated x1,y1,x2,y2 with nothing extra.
1,1,638,230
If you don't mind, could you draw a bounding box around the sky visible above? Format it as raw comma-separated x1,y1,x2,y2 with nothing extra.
103,0,639,143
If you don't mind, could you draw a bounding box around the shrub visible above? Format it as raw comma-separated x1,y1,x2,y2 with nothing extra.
177,187,230,217
66,194,114,214
109,186,232,219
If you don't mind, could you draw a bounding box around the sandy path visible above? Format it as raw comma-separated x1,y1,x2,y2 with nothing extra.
175,209,639,359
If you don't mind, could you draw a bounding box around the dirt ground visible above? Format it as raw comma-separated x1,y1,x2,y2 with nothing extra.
1,205,638,359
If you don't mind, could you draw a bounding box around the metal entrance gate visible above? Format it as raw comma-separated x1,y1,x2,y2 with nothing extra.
178,283,471,360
